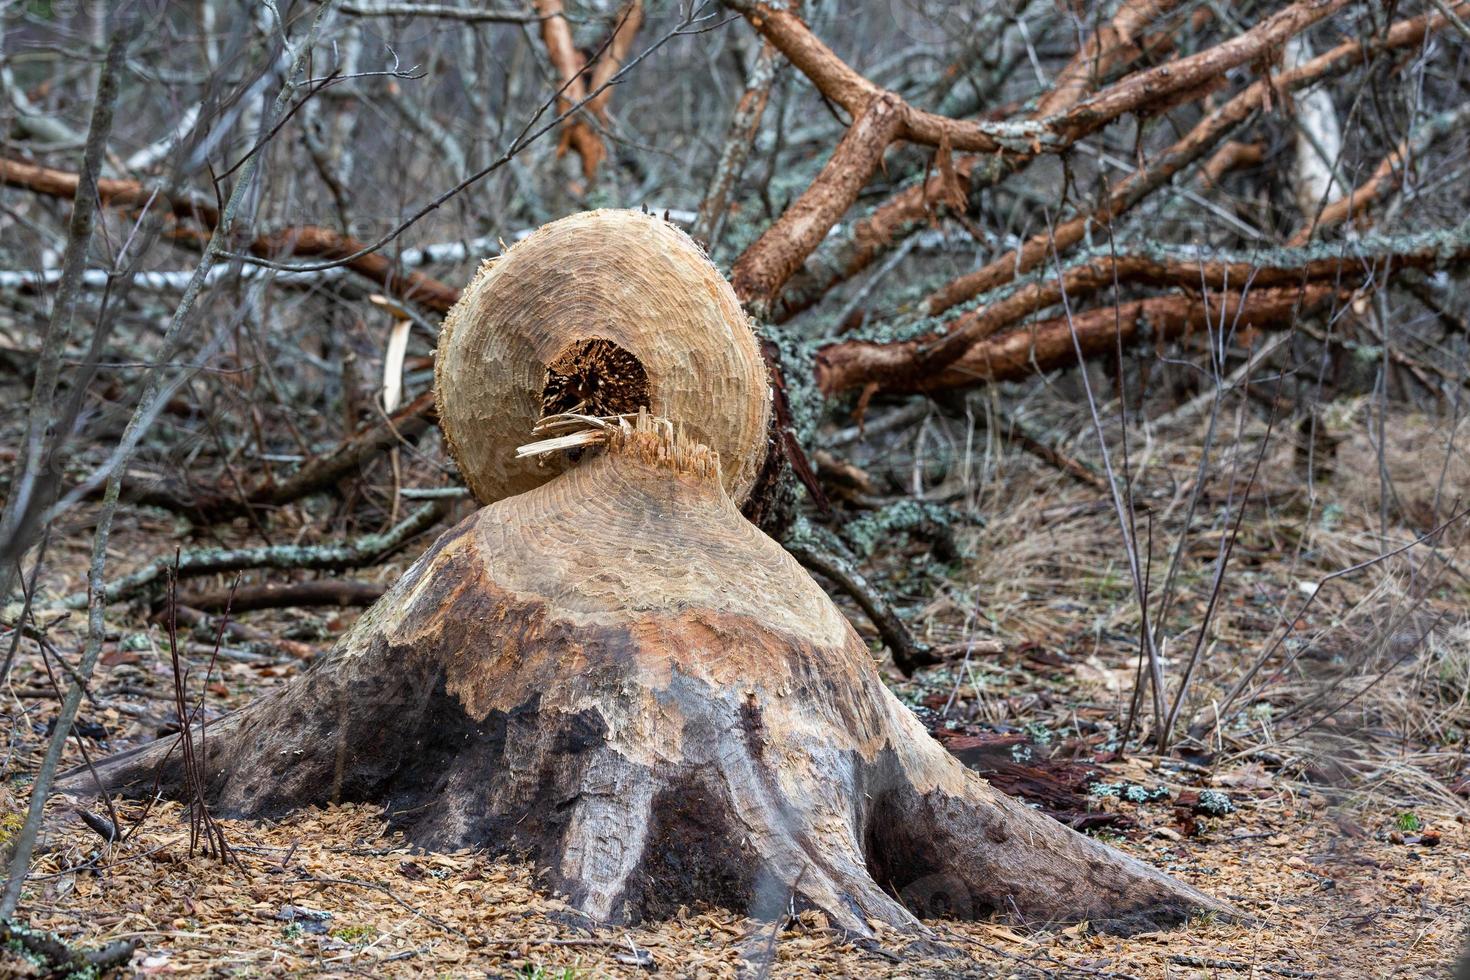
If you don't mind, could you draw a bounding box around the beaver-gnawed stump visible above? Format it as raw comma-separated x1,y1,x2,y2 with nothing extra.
63,415,1228,935
433,209,772,509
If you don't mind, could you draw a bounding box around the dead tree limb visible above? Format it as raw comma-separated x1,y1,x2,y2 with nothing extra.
692,36,785,251
1033,0,1190,117
534,0,642,181
730,94,907,318
0,923,135,978
777,3,1460,323
920,3,1469,321
783,517,937,674
535,0,603,178
816,227,1470,395
178,580,388,611
129,390,438,521
586,1,644,123
1199,140,1265,187
774,4,1191,322
725,0,1346,155
817,285,1347,396
0,158,462,311
1287,99,1470,246
725,0,1351,319
60,501,447,609
338,2,545,22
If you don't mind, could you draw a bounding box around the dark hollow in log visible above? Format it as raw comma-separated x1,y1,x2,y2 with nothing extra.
540,337,651,419
62,418,1229,936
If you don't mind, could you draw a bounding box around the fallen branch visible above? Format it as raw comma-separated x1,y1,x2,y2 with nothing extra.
780,3,1457,324
1199,140,1265,187
729,0,1360,320
1001,412,1109,491
536,0,606,178
60,500,447,608
731,93,907,317
692,36,785,251
1034,0,1191,117
585,1,644,123
178,579,387,611
1287,99,1470,246
0,922,136,977
775,4,1190,321
816,227,1470,395
782,517,936,675
167,604,317,660
129,390,437,520
0,157,461,311
338,1,544,22
725,0,1345,154
817,285,1347,396
920,3,1468,321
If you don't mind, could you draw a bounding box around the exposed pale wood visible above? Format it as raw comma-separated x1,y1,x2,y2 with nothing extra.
434,210,772,508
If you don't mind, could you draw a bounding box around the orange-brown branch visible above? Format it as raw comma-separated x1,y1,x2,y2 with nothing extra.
1199,140,1266,187
586,1,644,123
727,0,1346,154
729,94,907,317
816,286,1345,396
773,11,1183,323
815,223,1470,397
1287,99,1470,246
726,0,1347,319
536,0,606,179
1034,0,1188,117
0,157,462,311
909,2,1466,381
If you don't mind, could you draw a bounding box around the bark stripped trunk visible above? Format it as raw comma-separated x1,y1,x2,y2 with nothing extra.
65,417,1227,936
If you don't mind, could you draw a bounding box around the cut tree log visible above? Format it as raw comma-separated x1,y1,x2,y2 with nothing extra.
62,413,1229,935
435,209,773,508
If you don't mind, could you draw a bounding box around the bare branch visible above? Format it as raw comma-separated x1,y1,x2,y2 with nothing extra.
815,227,1470,395
1288,99,1470,246
816,285,1347,396
338,1,545,22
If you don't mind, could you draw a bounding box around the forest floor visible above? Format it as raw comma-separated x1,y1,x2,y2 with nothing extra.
3,397,1469,977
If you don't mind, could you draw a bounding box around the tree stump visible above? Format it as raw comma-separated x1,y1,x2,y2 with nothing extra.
65,415,1226,934
64,211,1228,935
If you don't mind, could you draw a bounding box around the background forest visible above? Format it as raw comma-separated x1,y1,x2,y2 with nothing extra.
2,0,1470,975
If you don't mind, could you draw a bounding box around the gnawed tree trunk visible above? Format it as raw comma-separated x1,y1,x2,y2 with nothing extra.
432,209,775,514
64,416,1227,935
